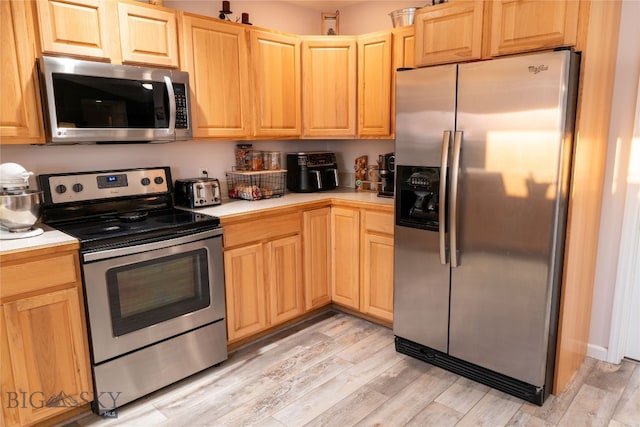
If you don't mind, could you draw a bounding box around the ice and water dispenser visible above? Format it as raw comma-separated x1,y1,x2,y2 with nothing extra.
395,166,443,231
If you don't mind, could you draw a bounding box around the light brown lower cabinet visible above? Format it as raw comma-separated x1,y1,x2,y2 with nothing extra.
303,207,332,310
330,206,361,310
222,210,304,343
0,245,92,427
361,210,394,322
331,205,394,323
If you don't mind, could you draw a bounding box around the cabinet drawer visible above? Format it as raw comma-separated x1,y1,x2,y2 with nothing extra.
363,210,394,235
1,252,80,300
222,212,302,248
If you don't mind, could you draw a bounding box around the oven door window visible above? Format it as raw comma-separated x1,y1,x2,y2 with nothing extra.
106,249,210,336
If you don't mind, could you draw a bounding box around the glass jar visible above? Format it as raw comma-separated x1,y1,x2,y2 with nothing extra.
235,144,253,171
266,151,281,170
249,151,263,171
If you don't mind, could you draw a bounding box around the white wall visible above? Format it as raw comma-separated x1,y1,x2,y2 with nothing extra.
588,0,640,359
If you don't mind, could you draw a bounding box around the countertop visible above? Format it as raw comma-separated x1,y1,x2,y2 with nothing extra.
0,224,78,255
191,189,394,218
0,189,393,254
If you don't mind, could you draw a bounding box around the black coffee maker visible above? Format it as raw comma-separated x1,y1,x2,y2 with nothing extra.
378,152,395,198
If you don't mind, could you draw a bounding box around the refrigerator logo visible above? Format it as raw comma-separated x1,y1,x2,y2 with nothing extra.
528,64,549,74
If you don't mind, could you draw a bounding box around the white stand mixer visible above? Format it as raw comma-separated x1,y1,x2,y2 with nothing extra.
0,162,44,239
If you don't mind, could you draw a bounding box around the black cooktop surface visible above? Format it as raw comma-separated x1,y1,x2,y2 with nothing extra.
51,208,220,250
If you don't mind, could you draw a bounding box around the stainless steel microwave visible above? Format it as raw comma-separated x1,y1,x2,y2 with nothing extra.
38,56,192,144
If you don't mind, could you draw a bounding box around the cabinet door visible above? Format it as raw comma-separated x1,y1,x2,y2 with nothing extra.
117,1,179,67
224,243,268,342
487,0,579,57
36,0,114,60
303,208,331,311
302,37,357,138
267,235,303,325
0,0,45,144
250,29,301,137
358,31,392,138
181,15,251,138
393,26,416,70
2,288,92,426
391,26,415,139
414,0,484,67
331,207,360,310
362,233,394,322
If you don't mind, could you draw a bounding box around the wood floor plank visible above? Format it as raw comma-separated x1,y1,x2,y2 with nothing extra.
365,356,432,397
557,384,619,427
215,355,354,426
336,327,394,363
455,389,523,427
405,401,464,427
435,376,491,414
584,360,636,395
505,410,556,427
521,356,597,425
609,362,640,427
303,385,389,426
270,343,402,425
354,366,459,426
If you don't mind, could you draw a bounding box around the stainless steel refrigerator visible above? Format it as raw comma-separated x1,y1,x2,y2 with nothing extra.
393,50,579,405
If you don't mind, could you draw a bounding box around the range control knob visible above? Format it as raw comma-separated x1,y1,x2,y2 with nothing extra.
141,177,151,186
72,183,84,193
55,184,67,194
154,176,164,185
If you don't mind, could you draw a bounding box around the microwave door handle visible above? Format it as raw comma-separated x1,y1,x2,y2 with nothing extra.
439,131,451,265
164,76,176,134
450,131,463,268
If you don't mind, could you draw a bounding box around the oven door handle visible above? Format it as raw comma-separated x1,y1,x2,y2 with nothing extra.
83,228,223,262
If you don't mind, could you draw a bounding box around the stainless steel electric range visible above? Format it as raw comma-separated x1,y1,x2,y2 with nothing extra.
38,167,227,415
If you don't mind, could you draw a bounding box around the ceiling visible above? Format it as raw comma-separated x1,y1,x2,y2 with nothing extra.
278,1,369,12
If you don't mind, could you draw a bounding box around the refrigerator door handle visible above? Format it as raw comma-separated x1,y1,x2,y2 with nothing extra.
439,131,451,265
450,130,463,267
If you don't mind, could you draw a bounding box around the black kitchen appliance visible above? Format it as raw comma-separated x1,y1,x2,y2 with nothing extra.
37,167,227,415
174,177,221,208
378,152,395,198
286,152,339,192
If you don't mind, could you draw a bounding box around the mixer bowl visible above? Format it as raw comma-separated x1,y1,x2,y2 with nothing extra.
0,190,43,232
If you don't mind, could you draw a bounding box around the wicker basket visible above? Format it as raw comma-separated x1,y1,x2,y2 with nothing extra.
226,170,286,201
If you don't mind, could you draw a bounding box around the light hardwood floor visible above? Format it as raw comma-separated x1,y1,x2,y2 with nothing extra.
63,311,640,427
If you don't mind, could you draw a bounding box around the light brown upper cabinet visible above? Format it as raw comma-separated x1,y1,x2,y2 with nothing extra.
357,30,392,138
181,15,251,139
117,0,179,67
301,36,357,138
36,0,180,66
250,29,301,138
0,0,45,145
487,0,579,57
36,0,115,60
391,25,415,138
414,0,484,67
414,0,581,67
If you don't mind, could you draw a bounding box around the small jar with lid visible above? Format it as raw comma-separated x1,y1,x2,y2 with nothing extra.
265,151,281,170
249,151,264,171
235,144,253,171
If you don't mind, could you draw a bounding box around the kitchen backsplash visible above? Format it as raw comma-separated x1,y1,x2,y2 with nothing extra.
1,139,393,191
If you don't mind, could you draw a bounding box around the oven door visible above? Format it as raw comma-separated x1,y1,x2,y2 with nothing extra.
82,229,224,364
